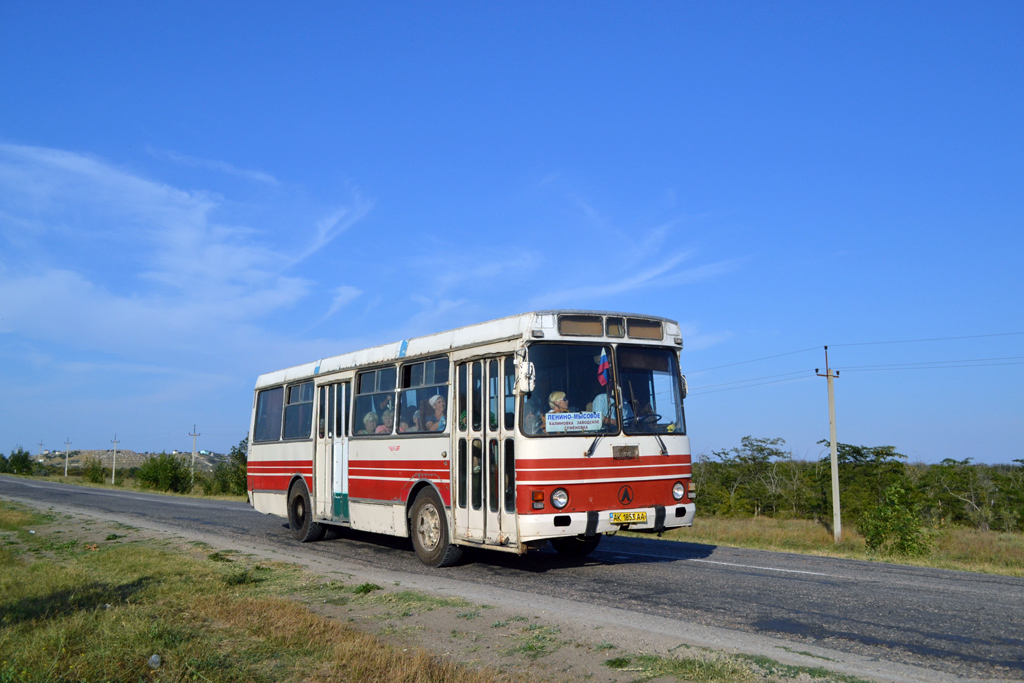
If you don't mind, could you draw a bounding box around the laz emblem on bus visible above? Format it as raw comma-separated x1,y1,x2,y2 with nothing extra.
388,446,401,452
617,485,634,505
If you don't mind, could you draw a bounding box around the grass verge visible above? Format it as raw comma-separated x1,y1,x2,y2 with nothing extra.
0,500,505,683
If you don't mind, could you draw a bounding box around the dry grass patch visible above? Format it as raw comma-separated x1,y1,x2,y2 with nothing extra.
0,500,511,683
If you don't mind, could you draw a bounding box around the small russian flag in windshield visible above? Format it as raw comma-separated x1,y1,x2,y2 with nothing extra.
597,349,611,386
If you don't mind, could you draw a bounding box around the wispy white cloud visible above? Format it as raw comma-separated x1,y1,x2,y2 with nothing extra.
148,147,280,185
0,143,371,362
296,198,374,263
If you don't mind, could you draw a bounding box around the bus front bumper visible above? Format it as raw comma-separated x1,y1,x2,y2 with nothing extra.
518,502,695,542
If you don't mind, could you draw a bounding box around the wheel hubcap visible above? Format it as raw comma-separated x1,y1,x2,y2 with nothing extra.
417,504,440,551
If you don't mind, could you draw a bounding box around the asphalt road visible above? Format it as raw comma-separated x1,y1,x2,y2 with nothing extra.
2,474,1022,681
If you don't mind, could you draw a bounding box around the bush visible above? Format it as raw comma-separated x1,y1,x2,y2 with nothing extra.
82,458,107,483
204,436,248,496
860,482,930,556
6,447,33,475
137,452,192,493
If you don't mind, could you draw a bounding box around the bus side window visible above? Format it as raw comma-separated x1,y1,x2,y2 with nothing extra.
253,387,284,442
503,357,515,430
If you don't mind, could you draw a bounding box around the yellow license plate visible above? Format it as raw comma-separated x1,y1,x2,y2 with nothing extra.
610,511,647,524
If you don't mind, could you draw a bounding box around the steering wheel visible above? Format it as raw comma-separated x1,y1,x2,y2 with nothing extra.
623,413,662,430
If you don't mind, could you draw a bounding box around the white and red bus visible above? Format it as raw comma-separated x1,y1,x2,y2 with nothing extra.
247,310,695,566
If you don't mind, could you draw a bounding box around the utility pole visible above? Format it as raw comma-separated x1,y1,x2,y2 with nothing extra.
64,437,72,477
38,440,45,458
189,425,201,490
110,434,119,485
816,347,842,543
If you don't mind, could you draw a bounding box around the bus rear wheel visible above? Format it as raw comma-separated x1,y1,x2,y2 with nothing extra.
410,488,462,567
551,534,601,557
288,480,325,543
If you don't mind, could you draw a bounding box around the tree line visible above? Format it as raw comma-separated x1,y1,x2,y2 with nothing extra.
694,436,1024,539
0,436,249,497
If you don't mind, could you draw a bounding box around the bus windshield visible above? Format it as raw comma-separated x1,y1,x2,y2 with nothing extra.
521,343,685,436
521,343,620,435
616,346,685,436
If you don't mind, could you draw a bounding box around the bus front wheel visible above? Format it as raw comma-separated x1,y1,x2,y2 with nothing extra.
288,480,325,543
410,488,462,567
551,534,601,557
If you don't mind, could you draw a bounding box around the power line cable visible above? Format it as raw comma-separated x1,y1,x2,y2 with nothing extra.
687,347,818,374
687,332,1023,376
843,361,1024,372
688,375,814,396
830,332,1024,348
841,355,1024,370
689,370,808,391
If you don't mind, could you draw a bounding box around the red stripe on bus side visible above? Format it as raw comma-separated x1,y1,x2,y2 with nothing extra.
350,476,451,507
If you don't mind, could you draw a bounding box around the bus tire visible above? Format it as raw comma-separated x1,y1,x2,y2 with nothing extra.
410,488,462,567
551,534,601,557
288,480,325,543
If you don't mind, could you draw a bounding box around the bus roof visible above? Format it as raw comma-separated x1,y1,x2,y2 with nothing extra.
254,310,682,389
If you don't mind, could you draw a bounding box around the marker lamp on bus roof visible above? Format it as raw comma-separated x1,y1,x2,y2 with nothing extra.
550,488,569,509
673,481,685,501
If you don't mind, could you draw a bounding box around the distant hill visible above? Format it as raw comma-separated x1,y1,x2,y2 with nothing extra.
38,449,226,472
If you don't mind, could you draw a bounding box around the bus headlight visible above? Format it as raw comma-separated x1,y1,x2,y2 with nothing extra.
550,488,569,509
672,481,685,501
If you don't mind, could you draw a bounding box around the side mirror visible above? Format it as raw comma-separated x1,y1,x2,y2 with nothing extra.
518,361,536,393
680,374,688,399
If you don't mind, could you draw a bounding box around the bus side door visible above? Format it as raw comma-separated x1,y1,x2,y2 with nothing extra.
315,381,350,521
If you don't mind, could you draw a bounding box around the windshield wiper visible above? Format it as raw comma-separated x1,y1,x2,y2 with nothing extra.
585,435,602,458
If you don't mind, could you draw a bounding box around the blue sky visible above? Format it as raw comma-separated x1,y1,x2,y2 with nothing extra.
1,3,1021,462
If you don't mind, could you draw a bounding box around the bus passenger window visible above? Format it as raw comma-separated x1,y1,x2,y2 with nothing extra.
354,367,396,436
283,381,314,440
399,357,449,433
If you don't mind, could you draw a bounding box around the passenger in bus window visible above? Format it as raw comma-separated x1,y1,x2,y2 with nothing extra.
592,391,618,426
547,391,568,414
425,394,446,431
398,409,413,433
359,412,379,435
376,409,394,434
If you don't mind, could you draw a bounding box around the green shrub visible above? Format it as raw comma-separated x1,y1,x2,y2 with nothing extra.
860,482,930,556
204,436,248,496
82,458,107,484
137,452,192,493
5,447,33,475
